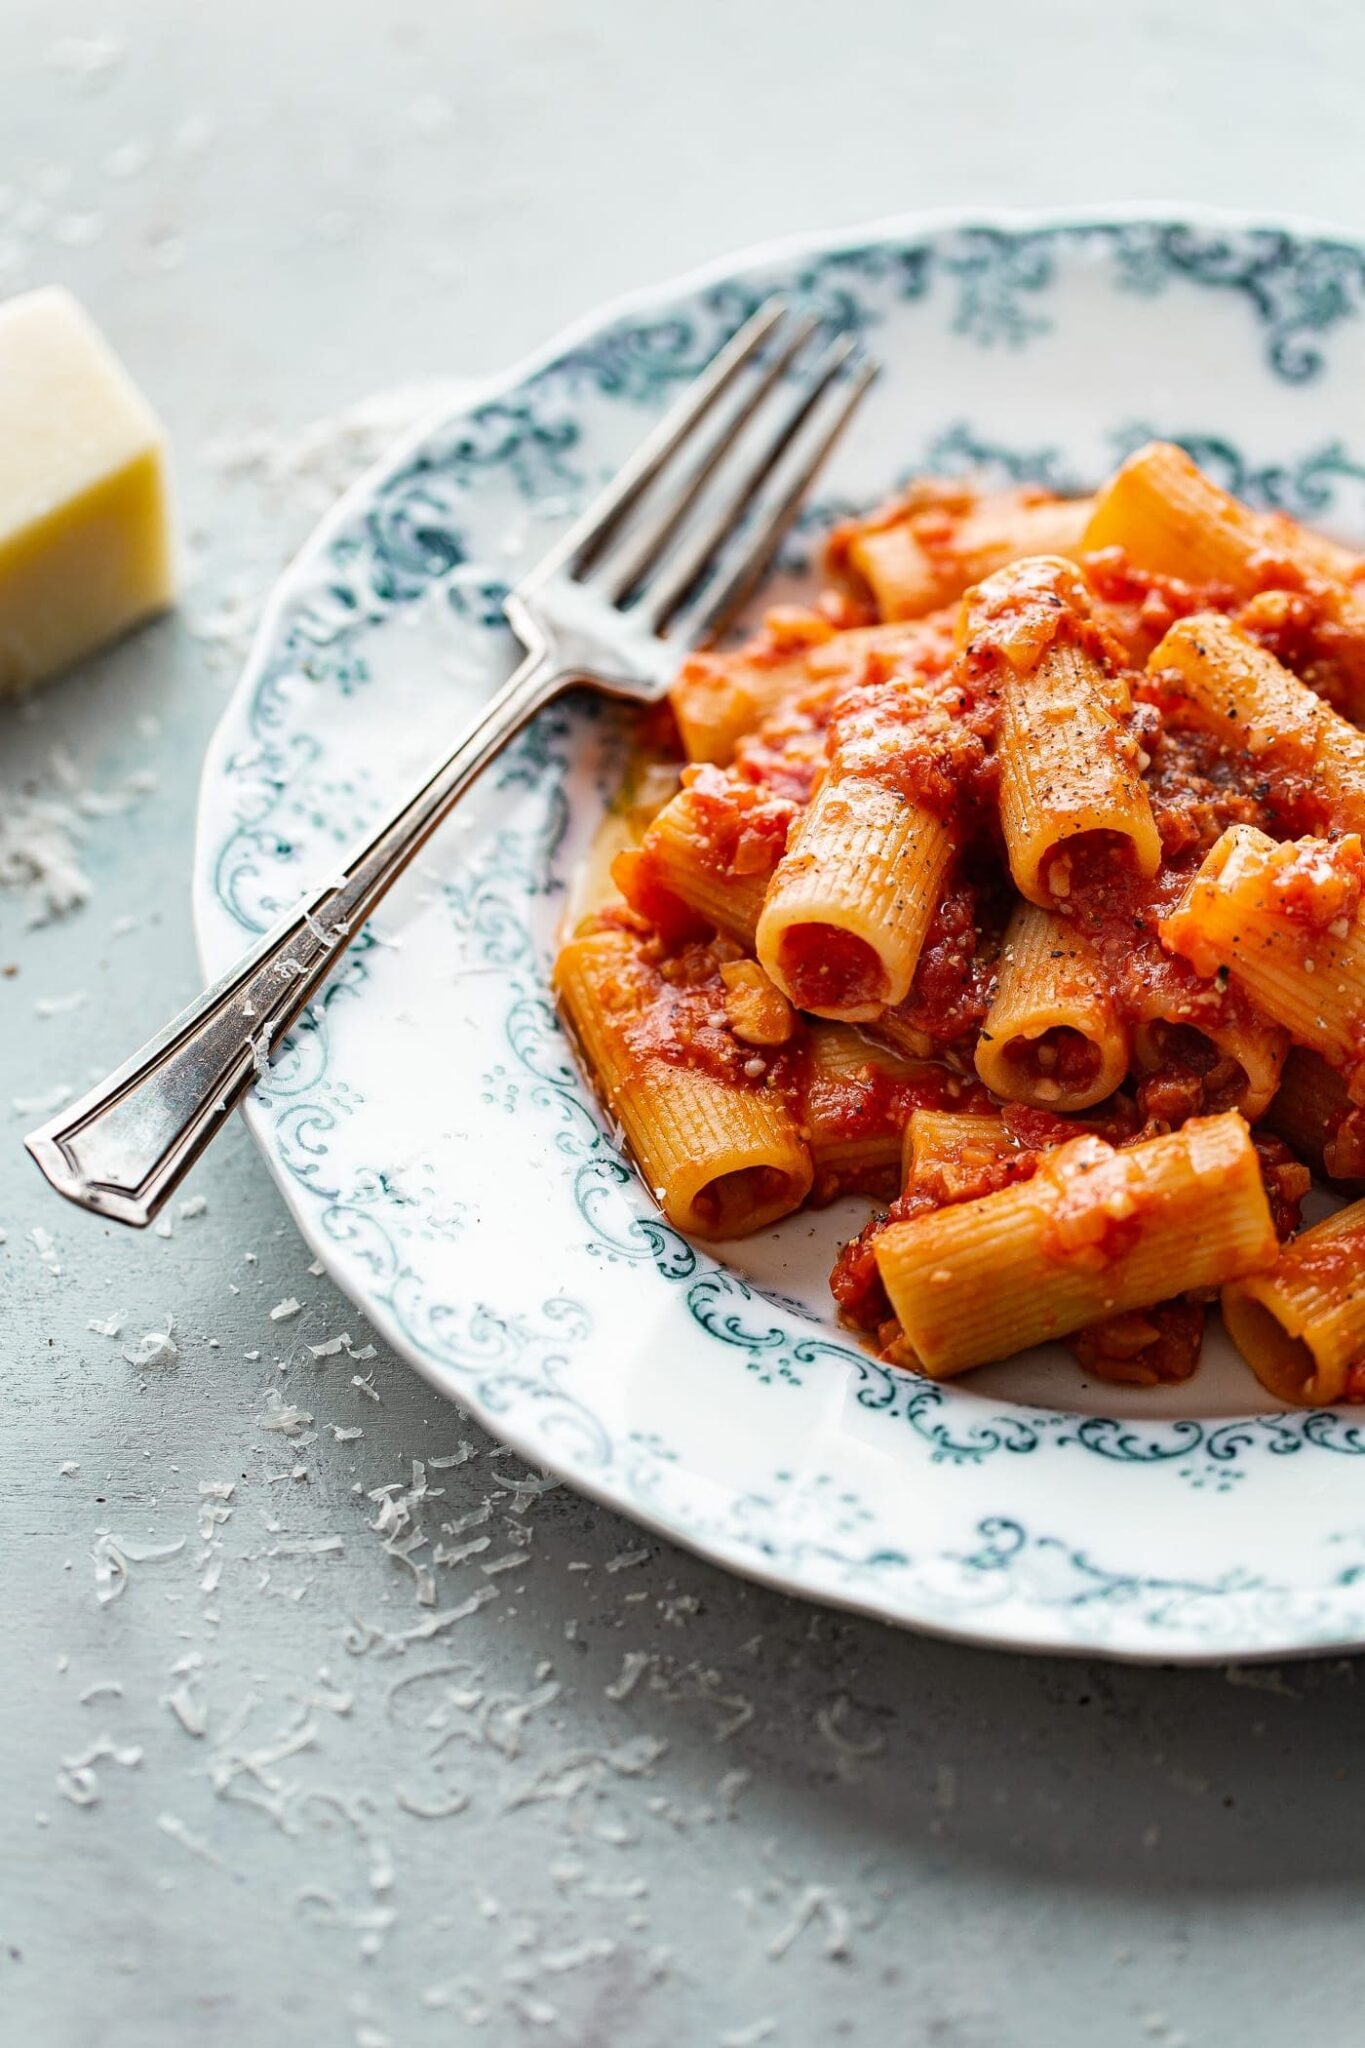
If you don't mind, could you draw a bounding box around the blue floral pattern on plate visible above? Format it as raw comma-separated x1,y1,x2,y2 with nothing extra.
194,210,1365,1660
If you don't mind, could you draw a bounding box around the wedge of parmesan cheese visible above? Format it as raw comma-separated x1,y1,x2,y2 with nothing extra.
0,286,175,692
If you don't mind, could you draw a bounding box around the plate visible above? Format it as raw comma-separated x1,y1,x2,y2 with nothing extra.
195,206,1365,1662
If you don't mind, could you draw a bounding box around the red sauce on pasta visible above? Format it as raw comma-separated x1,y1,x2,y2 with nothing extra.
1254,1133,1311,1241
830,1133,1036,1337
1281,1217,1365,1293
883,873,1002,1055
583,913,805,1096
1069,1300,1205,1386
560,447,1365,1397
1233,581,1365,714
824,662,988,816
1266,834,1365,930
776,924,885,1014
803,1056,985,1205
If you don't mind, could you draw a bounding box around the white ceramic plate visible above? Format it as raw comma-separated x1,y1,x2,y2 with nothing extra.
195,206,1365,1663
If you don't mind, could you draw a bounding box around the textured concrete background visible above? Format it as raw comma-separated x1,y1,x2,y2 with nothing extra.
4,4,1365,2044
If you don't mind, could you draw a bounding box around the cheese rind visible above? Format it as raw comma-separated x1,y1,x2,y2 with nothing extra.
0,287,174,692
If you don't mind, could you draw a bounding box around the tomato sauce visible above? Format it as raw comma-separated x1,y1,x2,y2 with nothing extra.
1069,1300,1205,1386
883,871,1003,1056
586,912,806,1097
804,1058,986,1206
1253,1133,1311,1241
829,1095,1148,1339
580,457,1365,1389
1266,834,1365,930
776,923,885,1013
829,1130,1037,1337
824,661,989,816
1081,547,1237,665
1234,580,1365,715
1286,1216,1365,1294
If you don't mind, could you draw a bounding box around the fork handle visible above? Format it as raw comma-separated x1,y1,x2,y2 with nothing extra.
25,646,567,1227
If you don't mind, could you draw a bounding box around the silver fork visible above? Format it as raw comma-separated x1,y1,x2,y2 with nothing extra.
25,299,875,1227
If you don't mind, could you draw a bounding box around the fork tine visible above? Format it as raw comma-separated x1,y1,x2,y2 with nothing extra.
594,311,822,604
632,332,863,637
671,355,878,650
530,298,789,587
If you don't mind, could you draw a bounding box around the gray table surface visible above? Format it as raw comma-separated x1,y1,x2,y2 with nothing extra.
5,4,1365,2044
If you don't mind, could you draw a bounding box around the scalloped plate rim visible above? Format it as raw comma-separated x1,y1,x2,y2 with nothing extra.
192,201,1365,1666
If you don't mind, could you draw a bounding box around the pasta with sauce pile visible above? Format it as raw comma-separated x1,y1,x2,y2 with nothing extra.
554,440,1365,1406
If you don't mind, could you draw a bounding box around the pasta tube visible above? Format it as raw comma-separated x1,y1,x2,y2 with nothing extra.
554,923,812,1238
997,635,1161,904
1267,1046,1365,1184
1161,827,1365,1095
802,1024,942,1186
903,1108,1018,1196
670,613,954,764
1223,1200,1365,1406
1147,613,1365,828
975,903,1128,1111
1085,440,1365,717
874,1113,1276,1379
1130,981,1289,1123
840,490,1094,620
756,775,954,1021
620,775,783,947
1084,439,1364,588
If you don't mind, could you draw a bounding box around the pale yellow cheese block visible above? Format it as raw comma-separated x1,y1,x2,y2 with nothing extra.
0,286,175,693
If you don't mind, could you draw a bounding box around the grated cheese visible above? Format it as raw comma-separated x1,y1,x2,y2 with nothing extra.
163,1680,208,1737
257,1390,313,1434
396,1785,470,1820
766,1884,851,1962
30,1224,60,1275
91,1529,184,1603
156,1812,226,1867
604,1546,651,1573
121,1318,178,1367
604,1651,652,1703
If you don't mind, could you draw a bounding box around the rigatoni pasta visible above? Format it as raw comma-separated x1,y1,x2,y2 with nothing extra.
1223,1202,1365,1405
1147,613,1365,830
1084,439,1363,590
902,1108,1019,1198
976,903,1128,1112
874,1114,1276,1379
756,776,954,1019
1267,1047,1365,1184
619,771,787,947
554,922,812,1237
802,1024,946,1193
961,558,1161,904
829,480,1095,620
1161,827,1365,1092
1084,438,1365,718
557,442,1365,1400
1128,979,1289,1123
997,637,1160,903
